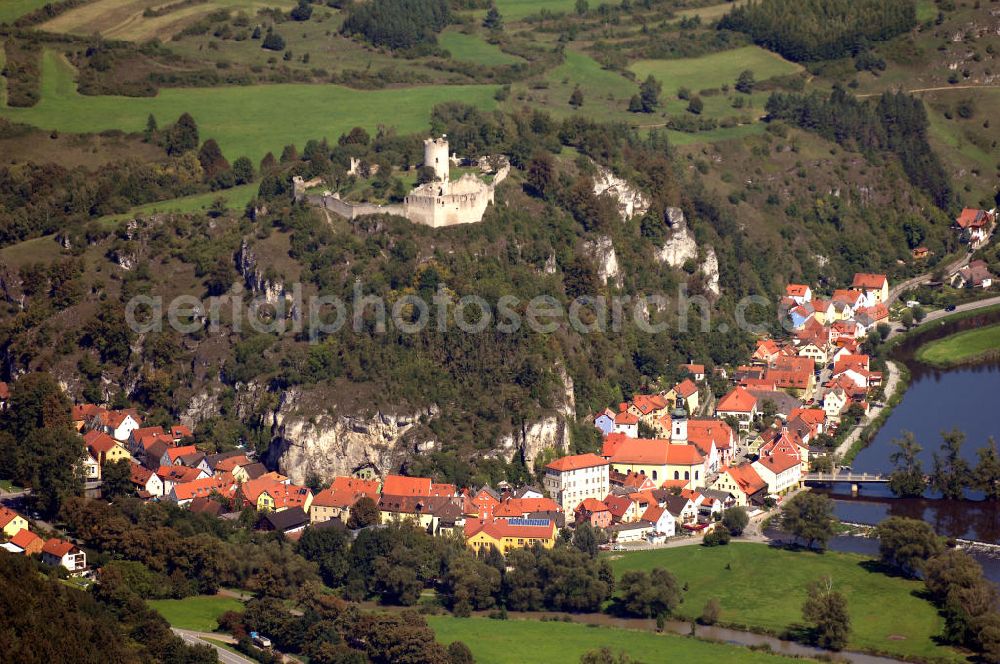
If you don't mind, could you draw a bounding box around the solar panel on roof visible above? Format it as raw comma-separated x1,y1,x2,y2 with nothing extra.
508,517,550,527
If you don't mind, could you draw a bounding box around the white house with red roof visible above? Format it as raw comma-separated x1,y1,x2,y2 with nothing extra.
100,410,142,442
785,284,812,305
639,504,676,537
850,273,889,304
955,208,995,248
543,453,609,522
612,406,640,437
710,464,767,508
753,449,802,495
716,386,758,431
42,538,86,572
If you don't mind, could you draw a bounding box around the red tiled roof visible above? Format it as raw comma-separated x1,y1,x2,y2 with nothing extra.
852,273,887,290
717,387,757,413
42,538,76,557
165,445,198,463
640,505,666,524
755,450,800,474
785,284,809,297
546,453,609,472
72,404,105,422
11,528,40,549
603,494,633,518
495,497,561,517
171,425,193,439
214,455,251,472
381,475,432,496
83,430,118,454
0,506,23,528
614,411,639,425
331,477,381,494
631,394,669,415
156,465,203,483
173,475,235,501
610,439,703,466
721,464,766,495
674,378,698,398
682,363,705,375
465,518,555,540
956,208,990,229
687,419,733,451
576,498,609,513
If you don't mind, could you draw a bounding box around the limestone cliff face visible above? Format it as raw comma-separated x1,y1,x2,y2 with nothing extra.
584,236,621,287
592,165,650,221
237,239,286,305
264,388,437,484
264,368,576,482
655,207,720,297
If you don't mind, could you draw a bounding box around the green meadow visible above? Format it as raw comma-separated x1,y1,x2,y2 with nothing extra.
427,616,800,664
0,50,499,161
630,46,803,96
148,595,244,632
608,543,963,662
439,30,523,66
0,0,52,25
916,323,1000,367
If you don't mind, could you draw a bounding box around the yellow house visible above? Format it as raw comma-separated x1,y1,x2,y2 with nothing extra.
0,507,29,538
465,519,556,555
241,478,313,513
607,438,707,488
667,379,699,414
851,273,889,303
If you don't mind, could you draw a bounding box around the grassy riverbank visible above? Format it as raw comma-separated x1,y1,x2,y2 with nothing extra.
915,323,1000,368
427,615,800,663
606,543,964,662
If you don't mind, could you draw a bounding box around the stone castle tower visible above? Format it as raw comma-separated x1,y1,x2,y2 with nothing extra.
424,135,450,182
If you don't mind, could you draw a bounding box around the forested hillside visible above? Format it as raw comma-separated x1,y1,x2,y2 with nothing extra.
719,0,917,62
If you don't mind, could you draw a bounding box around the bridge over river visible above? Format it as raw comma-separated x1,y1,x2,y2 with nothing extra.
804,472,890,495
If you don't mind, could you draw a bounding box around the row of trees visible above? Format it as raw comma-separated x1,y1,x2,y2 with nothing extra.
718,0,916,62
888,430,1000,500
296,520,615,614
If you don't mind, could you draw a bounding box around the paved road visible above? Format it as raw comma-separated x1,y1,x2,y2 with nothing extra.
173,629,253,664
886,294,1000,340
887,250,972,306
833,359,901,460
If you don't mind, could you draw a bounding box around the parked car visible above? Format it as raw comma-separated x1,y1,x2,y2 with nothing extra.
250,632,272,649
945,304,957,312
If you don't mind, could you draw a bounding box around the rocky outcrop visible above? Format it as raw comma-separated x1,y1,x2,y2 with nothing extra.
264,388,437,484
655,207,720,297
701,247,720,297
592,165,649,221
494,367,574,470
237,239,286,305
584,236,621,287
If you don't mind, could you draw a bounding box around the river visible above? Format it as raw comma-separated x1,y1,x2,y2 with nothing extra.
814,309,1000,582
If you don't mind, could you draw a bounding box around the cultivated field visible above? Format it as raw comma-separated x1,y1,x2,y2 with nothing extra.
427,616,800,664
148,595,244,632
629,46,803,96
608,543,963,662
40,0,295,42
916,323,1000,367
0,0,52,25
675,0,747,21
494,0,577,20
0,50,499,161
439,29,523,66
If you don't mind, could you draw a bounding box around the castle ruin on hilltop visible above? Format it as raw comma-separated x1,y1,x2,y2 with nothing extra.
294,135,508,228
